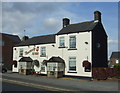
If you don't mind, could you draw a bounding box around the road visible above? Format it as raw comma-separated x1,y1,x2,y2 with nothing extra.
1,73,119,93
2,80,61,93
2,81,118,93
2,81,45,91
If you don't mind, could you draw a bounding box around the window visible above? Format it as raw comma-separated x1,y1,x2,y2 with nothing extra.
0,40,4,46
41,64,45,72
59,37,65,47
0,57,4,62
69,36,76,49
40,47,46,57
69,57,76,71
47,63,56,71
14,61,17,67
19,48,23,57
116,59,119,64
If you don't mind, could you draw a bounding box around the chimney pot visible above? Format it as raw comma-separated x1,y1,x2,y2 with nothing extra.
63,18,70,28
22,36,29,41
94,11,101,22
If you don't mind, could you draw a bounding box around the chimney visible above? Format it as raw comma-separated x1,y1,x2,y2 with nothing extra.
22,36,29,41
63,18,70,28
94,11,101,22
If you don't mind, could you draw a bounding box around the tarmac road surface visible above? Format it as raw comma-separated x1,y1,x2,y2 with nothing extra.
1,73,119,93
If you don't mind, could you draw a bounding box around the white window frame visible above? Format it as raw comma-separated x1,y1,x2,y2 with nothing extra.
41,64,45,72
40,47,46,57
69,36,76,49
116,59,119,64
59,37,65,47
69,57,76,72
19,48,23,57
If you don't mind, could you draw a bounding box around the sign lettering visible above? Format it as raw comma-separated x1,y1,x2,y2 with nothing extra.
25,48,35,55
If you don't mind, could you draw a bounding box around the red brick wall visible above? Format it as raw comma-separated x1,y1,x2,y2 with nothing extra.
1,35,18,70
110,58,120,65
92,67,120,80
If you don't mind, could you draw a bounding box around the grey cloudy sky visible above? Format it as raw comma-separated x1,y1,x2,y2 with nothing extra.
1,2,119,58
2,2,80,37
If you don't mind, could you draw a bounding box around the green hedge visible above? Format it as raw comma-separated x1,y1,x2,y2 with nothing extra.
114,64,120,68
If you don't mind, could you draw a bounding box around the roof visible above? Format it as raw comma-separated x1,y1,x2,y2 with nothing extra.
16,34,55,46
57,20,98,35
47,56,64,63
1,33,21,43
19,57,33,62
110,52,120,59
15,20,99,47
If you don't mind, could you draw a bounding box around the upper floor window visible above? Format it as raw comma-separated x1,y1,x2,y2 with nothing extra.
69,36,76,49
69,57,76,71
19,48,23,57
0,40,4,46
59,37,65,47
40,47,46,57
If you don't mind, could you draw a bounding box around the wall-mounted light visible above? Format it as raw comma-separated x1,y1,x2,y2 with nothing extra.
85,42,88,44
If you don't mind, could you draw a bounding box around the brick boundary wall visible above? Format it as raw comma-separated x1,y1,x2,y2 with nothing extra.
92,68,120,80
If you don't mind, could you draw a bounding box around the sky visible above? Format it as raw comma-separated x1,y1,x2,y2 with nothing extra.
1,1,119,59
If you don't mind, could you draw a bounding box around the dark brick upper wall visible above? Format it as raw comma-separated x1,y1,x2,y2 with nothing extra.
1,34,20,70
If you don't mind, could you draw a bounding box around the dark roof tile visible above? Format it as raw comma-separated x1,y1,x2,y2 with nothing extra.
47,56,64,63
16,34,55,46
57,20,98,35
1,33,21,43
110,52,120,59
19,57,33,62
15,20,98,46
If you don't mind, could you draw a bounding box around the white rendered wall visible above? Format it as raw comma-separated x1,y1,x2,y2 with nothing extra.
12,32,92,77
55,32,92,77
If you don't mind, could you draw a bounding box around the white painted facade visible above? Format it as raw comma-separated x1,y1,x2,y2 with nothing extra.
12,31,92,77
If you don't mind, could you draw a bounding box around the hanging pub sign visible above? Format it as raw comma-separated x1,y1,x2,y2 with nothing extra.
36,46,39,51
32,52,39,55
25,46,39,55
25,48,35,55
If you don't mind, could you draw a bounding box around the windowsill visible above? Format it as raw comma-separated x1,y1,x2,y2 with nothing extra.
19,56,23,57
58,46,66,48
68,48,77,50
40,55,46,57
67,71,77,73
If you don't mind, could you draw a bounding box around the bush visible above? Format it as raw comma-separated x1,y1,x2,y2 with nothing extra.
33,60,39,67
114,64,120,68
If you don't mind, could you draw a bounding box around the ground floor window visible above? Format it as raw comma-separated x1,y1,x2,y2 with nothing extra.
13,61,17,68
14,63,17,67
41,64,45,72
69,57,76,71
47,63,56,71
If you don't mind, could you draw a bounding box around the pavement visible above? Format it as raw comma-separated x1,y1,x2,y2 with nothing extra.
1,72,120,92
